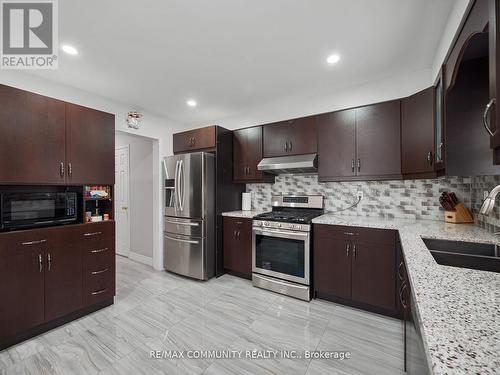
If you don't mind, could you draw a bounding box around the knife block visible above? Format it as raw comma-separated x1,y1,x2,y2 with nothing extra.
444,203,474,224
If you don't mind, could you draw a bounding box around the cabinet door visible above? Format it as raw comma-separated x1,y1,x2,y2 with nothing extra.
0,85,66,184
246,126,265,180
489,0,500,162
402,87,435,176
233,126,266,182
66,103,115,185
263,121,290,157
0,234,45,341
44,228,82,321
223,217,252,278
173,126,216,154
351,241,396,311
356,101,402,179
317,109,356,181
287,117,317,155
314,234,351,300
233,128,248,181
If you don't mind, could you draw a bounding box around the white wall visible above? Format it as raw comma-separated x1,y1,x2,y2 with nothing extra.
116,132,154,263
431,0,472,80
0,71,184,270
214,68,433,130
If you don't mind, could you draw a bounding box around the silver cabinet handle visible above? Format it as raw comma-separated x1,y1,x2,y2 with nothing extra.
47,253,52,271
351,159,355,173
164,235,199,245
400,283,408,309
346,243,350,257
343,232,356,236
84,231,102,237
285,141,289,152
91,268,109,275
22,239,47,245
91,247,108,254
427,151,433,166
353,244,357,259
289,141,292,151
38,253,43,273
357,159,361,173
398,261,405,281
68,162,72,176
165,219,199,227
483,98,496,137
91,288,107,296
60,162,65,177
237,230,241,240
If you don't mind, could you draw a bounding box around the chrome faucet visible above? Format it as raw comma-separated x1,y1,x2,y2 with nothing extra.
480,184,500,215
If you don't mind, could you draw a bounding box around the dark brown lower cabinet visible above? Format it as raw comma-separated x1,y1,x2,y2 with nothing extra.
351,241,396,311
223,217,252,279
0,222,115,349
44,227,83,321
313,236,351,300
314,224,398,316
0,233,45,341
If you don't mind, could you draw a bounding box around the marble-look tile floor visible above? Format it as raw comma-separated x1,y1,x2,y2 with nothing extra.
0,256,406,375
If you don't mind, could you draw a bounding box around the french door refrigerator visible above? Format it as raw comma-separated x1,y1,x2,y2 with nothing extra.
163,152,215,280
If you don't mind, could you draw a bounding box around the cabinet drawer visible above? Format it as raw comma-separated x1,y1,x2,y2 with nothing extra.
314,224,396,246
78,222,115,244
83,267,115,307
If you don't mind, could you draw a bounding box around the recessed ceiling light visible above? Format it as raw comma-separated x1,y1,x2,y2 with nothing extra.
326,54,340,64
187,99,197,107
62,44,79,55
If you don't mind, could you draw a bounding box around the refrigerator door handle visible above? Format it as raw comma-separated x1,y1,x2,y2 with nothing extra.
179,159,185,211
174,160,180,211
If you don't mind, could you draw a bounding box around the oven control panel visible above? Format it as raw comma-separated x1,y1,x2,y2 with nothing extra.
253,220,311,232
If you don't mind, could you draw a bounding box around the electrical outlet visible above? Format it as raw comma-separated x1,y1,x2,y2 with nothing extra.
357,191,364,201
484,190,490,200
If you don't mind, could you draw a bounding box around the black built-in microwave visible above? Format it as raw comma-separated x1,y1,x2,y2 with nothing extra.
0,190,78,230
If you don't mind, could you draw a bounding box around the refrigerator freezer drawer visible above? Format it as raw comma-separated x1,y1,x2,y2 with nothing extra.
164,233,207,280
164,217,204,238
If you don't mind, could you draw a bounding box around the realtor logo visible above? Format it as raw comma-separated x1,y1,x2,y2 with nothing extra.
1,0,58,69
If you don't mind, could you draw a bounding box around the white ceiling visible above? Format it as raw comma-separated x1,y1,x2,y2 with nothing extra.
30,0,455,127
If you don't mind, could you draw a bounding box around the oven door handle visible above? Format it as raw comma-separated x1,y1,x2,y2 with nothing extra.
254,274,309,289
253,227,309,240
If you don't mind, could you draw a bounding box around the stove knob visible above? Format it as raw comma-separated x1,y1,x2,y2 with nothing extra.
263,221,269,227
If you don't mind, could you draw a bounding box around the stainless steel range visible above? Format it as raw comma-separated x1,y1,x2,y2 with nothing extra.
252,195,324,301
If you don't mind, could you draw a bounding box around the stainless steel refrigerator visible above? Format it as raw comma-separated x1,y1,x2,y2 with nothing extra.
163,152,215,280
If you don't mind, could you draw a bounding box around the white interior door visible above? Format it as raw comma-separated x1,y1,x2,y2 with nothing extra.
115,146,130,257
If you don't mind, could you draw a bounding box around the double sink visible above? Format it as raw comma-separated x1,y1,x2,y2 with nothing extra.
423,238,500,273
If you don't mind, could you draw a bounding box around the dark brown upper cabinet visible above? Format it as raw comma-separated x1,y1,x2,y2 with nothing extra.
318,101,401,182
0,85,66,184
263,116,317,157
356,101,401,179
402,87,438,178
317,109,356,181
173,126,217,154
488,0,500,162
0,85,115,186
444,0,500,174
233,126,273,183
66,103,115,185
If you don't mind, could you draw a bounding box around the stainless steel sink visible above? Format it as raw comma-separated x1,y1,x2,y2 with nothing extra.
422,238,500,273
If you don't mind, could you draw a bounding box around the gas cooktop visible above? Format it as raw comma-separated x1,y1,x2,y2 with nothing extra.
252,194,324,224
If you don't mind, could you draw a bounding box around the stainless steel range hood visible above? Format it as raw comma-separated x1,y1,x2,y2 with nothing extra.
257,154,318,174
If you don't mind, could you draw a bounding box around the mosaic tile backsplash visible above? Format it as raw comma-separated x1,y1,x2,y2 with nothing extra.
246,174,500,231
471,175,500,232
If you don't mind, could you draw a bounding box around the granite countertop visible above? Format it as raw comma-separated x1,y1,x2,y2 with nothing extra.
221,210,265,218
312,214,500,375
